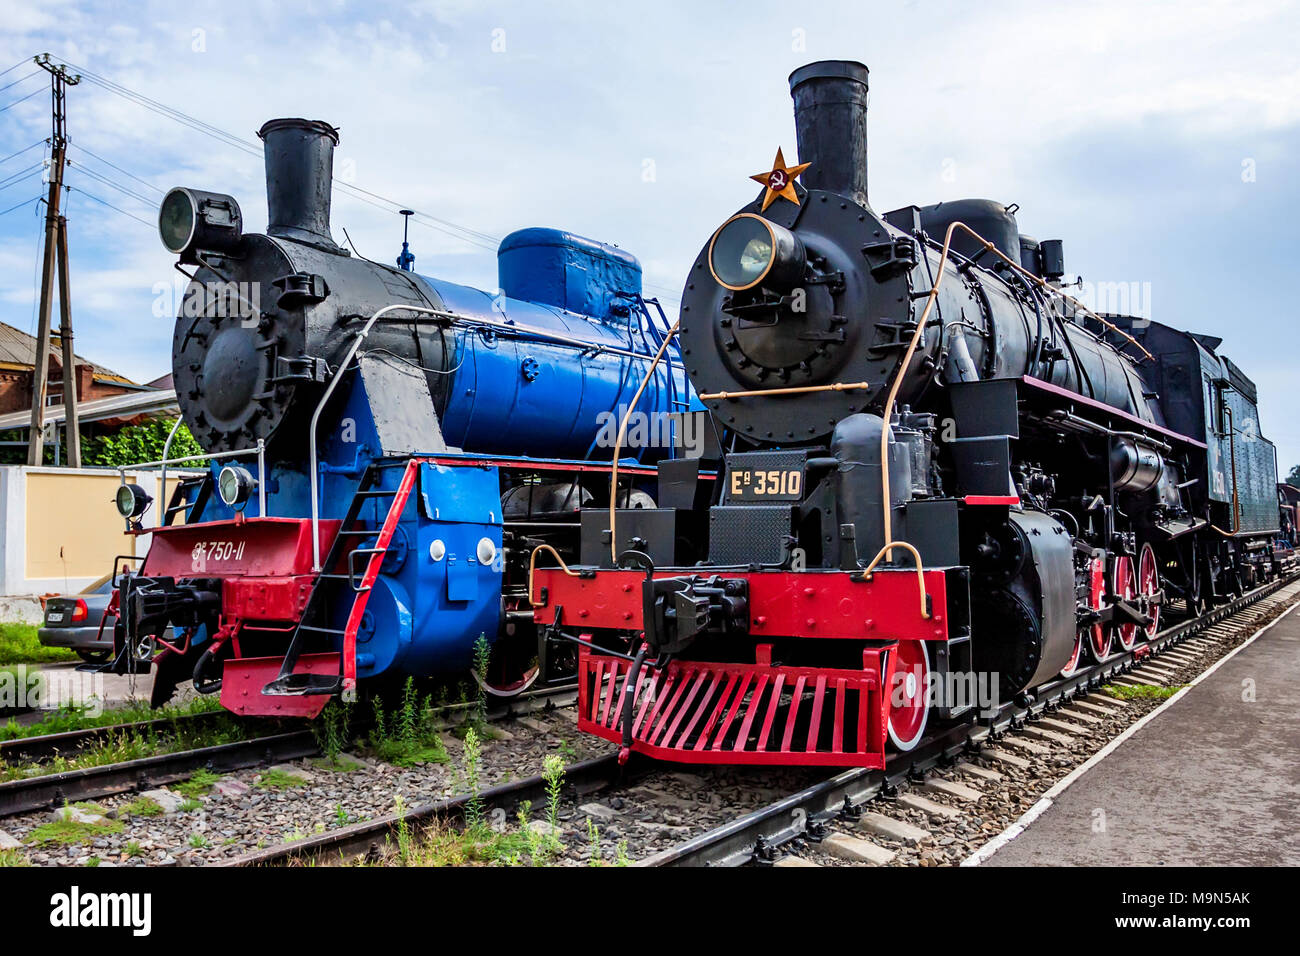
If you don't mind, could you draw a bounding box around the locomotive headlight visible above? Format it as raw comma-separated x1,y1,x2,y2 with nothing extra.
159,187,243,263
217,466,257,509
707,213,805,292
114,484,152,520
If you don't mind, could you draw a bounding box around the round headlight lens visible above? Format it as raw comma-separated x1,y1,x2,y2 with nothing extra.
115,484,151,519
217,466,255,508
709,215,775,290
158,188,196,255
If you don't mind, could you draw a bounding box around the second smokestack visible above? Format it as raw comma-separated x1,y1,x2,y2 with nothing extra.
788,61,870,209
258,118,343,252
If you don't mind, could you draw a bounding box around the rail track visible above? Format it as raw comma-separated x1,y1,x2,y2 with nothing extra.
9,574,1287,865
0,684,578,821
222,571,1299,867
638,572,1300,867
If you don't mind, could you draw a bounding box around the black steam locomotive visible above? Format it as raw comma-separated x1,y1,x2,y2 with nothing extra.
531,60,1284,766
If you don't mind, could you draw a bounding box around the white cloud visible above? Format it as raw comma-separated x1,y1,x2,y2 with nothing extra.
1,0,1298,456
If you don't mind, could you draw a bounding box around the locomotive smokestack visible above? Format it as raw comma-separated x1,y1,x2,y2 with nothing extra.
788,60,870,208
257,118,343,252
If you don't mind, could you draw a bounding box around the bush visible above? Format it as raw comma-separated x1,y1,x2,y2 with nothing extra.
82,418,206,468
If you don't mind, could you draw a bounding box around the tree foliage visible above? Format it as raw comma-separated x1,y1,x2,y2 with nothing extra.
82,418,206,468
1286,464,1300,488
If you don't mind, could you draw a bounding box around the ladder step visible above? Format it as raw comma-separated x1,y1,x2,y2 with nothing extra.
262,672,342,697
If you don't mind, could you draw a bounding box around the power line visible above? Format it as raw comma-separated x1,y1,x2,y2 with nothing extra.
0,87,43,114
0,140,46,166
40,55,683,309
66,185,154,228
66,160,157,207
60,58,508,252
0,58,31,79
0,70,40,96
70,143,164,195
0,161,42,187
0,168,41,193
0,194,41,217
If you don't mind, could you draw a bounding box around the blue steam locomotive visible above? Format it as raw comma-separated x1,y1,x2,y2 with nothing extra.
110,118,696,716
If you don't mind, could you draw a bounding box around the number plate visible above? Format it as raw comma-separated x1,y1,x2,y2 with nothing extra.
46,611,65,623
727,466,804,501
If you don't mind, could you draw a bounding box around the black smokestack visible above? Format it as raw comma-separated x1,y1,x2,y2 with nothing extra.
257,118,343,252
788,61,870,208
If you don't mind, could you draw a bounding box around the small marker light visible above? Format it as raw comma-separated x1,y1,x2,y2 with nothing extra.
218,466,257,509
114,484,152,520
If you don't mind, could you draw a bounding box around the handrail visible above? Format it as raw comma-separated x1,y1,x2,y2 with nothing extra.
158,417,183,529
309,304,446,570
117,439,264,530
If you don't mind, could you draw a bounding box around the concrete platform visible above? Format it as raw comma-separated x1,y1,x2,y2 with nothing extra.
4,660,199,726
973,602,1300,866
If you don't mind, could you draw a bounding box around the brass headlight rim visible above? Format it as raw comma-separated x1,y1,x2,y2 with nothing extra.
707,212,779,293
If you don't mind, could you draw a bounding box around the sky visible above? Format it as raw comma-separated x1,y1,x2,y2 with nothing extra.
1,0,1298,466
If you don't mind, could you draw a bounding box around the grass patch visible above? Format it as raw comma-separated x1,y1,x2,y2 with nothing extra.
383,744,571,868
0,847,30,866
312,754,362,773
173,769,221,798
1104,684,1183,700
0,695,224,742
27,816,124,846
0,622,76,665
366,677,451,768
0,729,157,782
121,796,164,818
395,821,536,866
255,768,309,790
178,798,203,812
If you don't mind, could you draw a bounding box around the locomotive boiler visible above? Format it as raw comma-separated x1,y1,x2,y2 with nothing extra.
532,60,1282,766
110,118,694,715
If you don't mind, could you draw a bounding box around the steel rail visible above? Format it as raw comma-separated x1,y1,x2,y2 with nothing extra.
0,709,231,765
639,571,1299,867
0,730,319,818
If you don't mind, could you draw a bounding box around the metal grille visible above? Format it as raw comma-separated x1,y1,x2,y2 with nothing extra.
708,505,793,565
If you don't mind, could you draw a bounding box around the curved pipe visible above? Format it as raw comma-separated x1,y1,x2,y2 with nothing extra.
309,304,446,569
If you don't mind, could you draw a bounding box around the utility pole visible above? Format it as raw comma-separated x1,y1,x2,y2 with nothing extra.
26,54,81,467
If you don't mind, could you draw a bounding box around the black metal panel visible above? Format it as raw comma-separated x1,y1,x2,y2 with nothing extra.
949,436,1013,497
708,505,794,566
896,498,960,566
657,457,711,511
580,508,678,568
947,379,1020,439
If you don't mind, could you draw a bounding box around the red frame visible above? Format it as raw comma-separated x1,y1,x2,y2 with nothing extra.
532,567,949,642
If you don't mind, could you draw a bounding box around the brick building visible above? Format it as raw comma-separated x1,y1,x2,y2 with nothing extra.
0,320,144,413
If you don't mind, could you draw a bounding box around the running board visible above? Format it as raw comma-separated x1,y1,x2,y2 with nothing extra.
578,644,896,768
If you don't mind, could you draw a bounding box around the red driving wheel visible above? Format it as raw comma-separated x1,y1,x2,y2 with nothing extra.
888,640,930,752
1088,555,1111,660
1138,542,1160,640
1113,554,1138,651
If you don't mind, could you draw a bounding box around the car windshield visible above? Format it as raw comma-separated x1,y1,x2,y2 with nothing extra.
81,573,114,595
